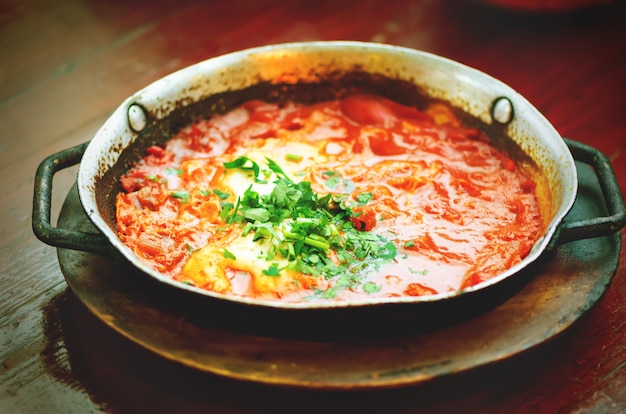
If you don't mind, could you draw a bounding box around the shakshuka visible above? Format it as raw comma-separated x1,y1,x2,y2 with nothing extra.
116,94,545,302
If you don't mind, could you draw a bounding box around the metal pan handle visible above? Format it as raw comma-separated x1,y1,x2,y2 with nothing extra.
553,138,626,245
32,142,113,257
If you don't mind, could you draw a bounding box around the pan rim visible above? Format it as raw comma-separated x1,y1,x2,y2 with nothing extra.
76,40,577,310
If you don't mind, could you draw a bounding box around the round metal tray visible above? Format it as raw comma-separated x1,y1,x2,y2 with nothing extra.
56,162,621,390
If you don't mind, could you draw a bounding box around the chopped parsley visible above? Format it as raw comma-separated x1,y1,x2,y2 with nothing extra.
146,174,166,183
219,158,398,298
212,189,231,199
285,153,303,162
323,171,341,189
262,263,281,277
357,192,373,205
363,281,383,294
265,157,290,180
224,156,260,178
321,170,355,193
164,167,183,175
171,190,190,203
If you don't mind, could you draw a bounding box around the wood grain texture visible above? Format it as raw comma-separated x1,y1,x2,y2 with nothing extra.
1,0,625,412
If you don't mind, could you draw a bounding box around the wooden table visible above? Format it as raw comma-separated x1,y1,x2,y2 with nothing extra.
2,0,626,412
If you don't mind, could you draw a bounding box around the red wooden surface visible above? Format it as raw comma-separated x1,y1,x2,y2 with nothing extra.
1,0,626,412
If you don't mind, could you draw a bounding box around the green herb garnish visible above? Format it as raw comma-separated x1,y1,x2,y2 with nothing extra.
212,189,231,199
164,167,183,175
285,153,303,162
356,192,373,205
323,171,341,189
262,262,281,277
218,158,398,298
222,249,237,260
363,281,382,294
224,156,260,178
265,157,290,180
171,190,190,203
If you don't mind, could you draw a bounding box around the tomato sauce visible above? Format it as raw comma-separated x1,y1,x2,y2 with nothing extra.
116,94,544,302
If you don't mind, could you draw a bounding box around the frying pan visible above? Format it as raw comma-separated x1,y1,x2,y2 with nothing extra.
33,42,625,335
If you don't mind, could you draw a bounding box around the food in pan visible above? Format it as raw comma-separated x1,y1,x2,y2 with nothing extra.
115,93,544,302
